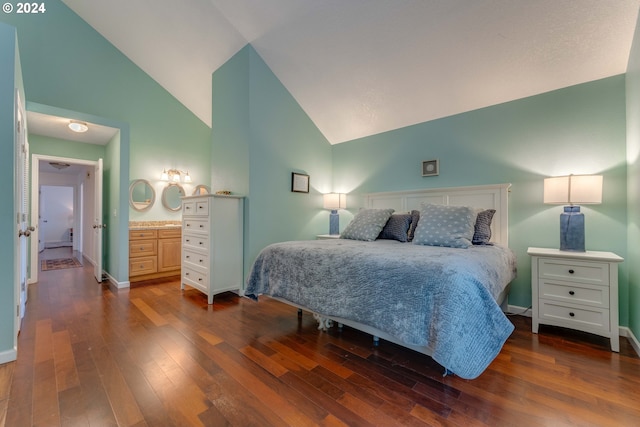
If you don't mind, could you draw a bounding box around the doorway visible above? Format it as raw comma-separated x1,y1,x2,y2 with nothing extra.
30,155,100,284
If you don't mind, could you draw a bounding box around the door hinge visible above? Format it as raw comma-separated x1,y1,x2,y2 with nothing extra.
16,304,19,317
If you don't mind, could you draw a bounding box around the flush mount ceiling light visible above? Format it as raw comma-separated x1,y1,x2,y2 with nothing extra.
49,162,71,170
68,120,88,133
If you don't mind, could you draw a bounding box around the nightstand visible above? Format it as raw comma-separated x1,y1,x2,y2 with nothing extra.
528,247,624,352
316,234,340,240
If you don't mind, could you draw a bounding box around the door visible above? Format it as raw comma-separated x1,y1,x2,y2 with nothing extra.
15,89,30,327
93,158,103,282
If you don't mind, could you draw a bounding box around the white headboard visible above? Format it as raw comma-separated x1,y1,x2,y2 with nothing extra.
364,183,511,246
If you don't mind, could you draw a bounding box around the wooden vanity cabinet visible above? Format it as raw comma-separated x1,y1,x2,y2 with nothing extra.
129,227,181,282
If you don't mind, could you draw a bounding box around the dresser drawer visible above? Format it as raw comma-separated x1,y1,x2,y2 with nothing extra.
183,233,209,250
183,267,208,293
538,258,609,286
129,256,157,276
129,229,158,240
195,200,209,216
540,280,609,309
539,299,609,332
129,239,157,257
183,201,196,216
183,249,209,271
183,218,209,234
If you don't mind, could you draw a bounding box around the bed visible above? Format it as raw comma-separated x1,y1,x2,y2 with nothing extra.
245,184,517,379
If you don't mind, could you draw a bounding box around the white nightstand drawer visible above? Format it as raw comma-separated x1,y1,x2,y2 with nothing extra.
183,218,209,234
538,258,609,286
539,300,609,332
183,234,209,250
540,280,609,309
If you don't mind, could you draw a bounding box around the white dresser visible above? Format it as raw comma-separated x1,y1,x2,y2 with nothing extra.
181,194,244,304
528,247,623,351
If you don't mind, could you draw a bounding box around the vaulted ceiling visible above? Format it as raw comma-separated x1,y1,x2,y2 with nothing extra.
61,0,640,144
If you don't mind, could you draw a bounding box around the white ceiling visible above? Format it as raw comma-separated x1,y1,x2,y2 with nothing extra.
60,0,640,144
27,111,119,145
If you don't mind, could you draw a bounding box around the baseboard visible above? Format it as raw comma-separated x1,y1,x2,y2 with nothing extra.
507,304,640,358
104,271,130,289
0,348,17,364
620,326,640,357
506,304,531,317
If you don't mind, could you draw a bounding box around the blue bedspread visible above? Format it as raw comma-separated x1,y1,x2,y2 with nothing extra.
245,239,517,379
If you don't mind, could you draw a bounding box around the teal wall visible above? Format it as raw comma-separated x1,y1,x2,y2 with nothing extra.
0,22,21,362
212,46,333,272
29,134,106,160
0,1,210,281
0,1,211,220
333,77,629,324
626,13,640,341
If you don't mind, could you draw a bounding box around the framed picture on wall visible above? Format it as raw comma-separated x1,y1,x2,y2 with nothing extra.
291,172,310,193
422,159,439,177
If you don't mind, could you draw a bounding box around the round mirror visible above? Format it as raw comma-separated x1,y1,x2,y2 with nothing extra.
129,179,155,212
162,183,185,212
192,185,210,196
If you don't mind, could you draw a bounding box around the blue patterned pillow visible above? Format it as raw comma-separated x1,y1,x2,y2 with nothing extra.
412,204,478,248
473,209,496,245
340,208,395,241
378,213,412,242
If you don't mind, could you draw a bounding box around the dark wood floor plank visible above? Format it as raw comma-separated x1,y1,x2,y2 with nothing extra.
2,256,639,427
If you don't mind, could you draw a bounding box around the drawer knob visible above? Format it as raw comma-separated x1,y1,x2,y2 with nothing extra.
140,247,144,250
186,272,190,276
569,312,575,317
569,290,575,296
568,269,575,274
186,255,190,259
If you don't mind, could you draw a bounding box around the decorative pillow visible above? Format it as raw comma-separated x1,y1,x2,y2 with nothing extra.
378,213,412,242
412,204,478,248
473,209,496,245
340,208,395,241
407,210,420,242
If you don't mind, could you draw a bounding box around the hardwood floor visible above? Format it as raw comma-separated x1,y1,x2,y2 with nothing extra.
1,256,639,426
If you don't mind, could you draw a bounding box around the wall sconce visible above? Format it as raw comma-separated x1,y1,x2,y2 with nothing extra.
323,193,347,235
161,168,192,183
543,174,602,252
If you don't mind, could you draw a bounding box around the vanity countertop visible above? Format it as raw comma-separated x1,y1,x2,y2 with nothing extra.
129,220,181,230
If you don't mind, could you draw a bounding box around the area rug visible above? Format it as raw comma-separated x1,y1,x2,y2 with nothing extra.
41,258,82,271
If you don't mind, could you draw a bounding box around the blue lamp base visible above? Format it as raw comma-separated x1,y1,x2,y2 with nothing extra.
329,210,339,235
560,206,585,252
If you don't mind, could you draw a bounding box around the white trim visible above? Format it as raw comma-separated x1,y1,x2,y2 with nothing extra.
365,183,511,246
104,270,129,289
509,304,640,358
620,326,640,357
0,348,17,364
30,154,100,285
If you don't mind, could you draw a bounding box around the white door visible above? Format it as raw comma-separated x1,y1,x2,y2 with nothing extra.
93,158,103,282
15,89,30,327
38,187,45,252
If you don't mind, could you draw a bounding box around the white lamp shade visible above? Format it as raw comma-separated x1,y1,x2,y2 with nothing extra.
544,175,603,205
323,193,347,210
